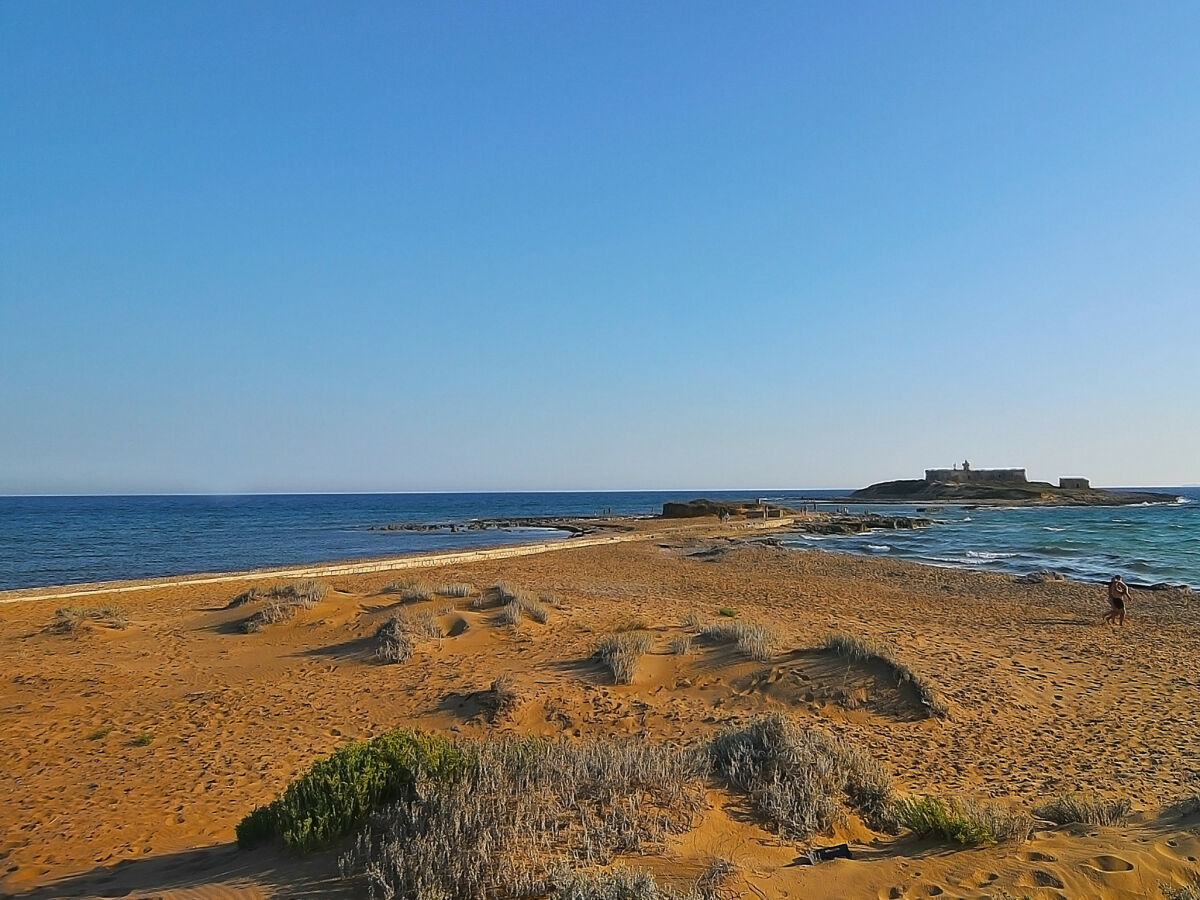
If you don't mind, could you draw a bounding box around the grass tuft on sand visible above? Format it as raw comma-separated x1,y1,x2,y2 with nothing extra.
51,604,129,633
1033,792,1132,826
700,620,779,662
594,630,653,683
894,795,1030,845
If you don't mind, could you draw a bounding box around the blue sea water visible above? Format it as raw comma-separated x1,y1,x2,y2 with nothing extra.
0,489,1195,591
0,491,806,590
772,487,1200,589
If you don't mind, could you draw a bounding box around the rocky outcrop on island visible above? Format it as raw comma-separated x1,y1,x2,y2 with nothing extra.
368,517,628,536
660,499,796,518
852,478,1178,506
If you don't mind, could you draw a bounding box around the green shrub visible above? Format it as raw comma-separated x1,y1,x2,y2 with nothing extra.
236,729,468,852
894,795,1029,845
718,607,739,618
87,727,112,740
132,732,154,746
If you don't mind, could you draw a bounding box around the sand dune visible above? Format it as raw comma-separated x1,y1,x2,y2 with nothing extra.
2,527,1199,898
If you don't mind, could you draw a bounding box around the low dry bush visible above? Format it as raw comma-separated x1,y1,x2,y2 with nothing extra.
1163,873,1200,900
497,601,523,627
487,672,519,721
669,635,693,655
51,604,129,633
540,591,563,609
709,712,896,838
594,630,653,684
435,582,473,598
409,609,444,639
894,795,1030,845
1170,791,1200,817
266,579,327,608
616,618,652,632
226,587,260,608
1033,792,1132,826
248,717,896,899
401,584,433,603
241,599,298,633
824,632,949,718
490,581,520,603
700,621,779,662
374,617,414,664
681,611,702,630
341,735,706,899
513,591,550,624
549,867,674,899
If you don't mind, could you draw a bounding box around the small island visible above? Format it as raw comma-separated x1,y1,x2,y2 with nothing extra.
853,460,1179,506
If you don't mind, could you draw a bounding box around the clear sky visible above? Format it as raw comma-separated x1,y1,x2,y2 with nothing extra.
2,2,1198,493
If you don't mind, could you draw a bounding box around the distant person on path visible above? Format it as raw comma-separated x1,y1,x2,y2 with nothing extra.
1105,575,1130,626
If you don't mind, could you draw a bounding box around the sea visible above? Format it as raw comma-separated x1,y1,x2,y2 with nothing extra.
1,489,1196,591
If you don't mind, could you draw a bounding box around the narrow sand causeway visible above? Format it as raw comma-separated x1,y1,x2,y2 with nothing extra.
2,521,1198,899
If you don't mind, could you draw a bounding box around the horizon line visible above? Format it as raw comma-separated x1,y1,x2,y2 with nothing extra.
1,484,1194,499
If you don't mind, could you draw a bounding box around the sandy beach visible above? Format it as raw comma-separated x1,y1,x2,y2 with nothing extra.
2,516,1199,899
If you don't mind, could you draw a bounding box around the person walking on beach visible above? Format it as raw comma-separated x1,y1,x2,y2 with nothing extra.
1105,574,1130,626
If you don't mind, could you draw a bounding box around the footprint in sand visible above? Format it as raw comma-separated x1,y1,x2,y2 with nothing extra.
1082,854,1135,873
1028,870,1066,889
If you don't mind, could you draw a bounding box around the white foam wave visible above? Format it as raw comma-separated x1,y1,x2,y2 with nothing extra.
866,544,891,553
1043,526,1066,532
966,550,1017,560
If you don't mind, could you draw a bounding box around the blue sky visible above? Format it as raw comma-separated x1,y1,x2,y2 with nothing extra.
2,2,1198,493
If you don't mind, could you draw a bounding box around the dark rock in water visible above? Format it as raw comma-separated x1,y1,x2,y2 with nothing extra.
1015,570,1067,584
661,498,796,519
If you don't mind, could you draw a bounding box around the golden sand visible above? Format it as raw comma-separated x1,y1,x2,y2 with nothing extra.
2,520,1198,898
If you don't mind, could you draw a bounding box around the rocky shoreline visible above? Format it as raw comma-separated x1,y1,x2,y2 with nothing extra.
367,516,632,537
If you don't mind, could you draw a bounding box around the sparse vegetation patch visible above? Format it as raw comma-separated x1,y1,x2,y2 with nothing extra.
894,795,1030,845
239,717,914,898
51,604,129,633
594,630,653,683
435,582,473,598
709,713,896,838
824,631,949,718
226,587,260,608
700,621,779,662
374,616,414,664
1033,792,1132,826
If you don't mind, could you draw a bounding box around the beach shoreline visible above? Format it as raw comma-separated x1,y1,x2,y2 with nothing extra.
3,517,1198,898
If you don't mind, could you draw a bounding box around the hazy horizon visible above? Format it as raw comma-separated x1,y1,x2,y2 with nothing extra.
4,3,1198,494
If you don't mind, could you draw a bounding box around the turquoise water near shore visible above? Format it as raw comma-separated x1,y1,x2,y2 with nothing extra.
776,488,1199,589
1,489,1195,591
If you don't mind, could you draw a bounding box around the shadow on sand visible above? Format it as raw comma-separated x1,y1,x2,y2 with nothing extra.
7,842,350,899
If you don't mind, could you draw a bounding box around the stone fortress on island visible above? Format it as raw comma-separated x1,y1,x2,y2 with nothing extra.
851,460,1172,505
923,460,1090,490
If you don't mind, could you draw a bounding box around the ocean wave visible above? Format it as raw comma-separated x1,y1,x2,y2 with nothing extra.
966,550,1018,560
1043,526,1066,532
866,544,891,553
